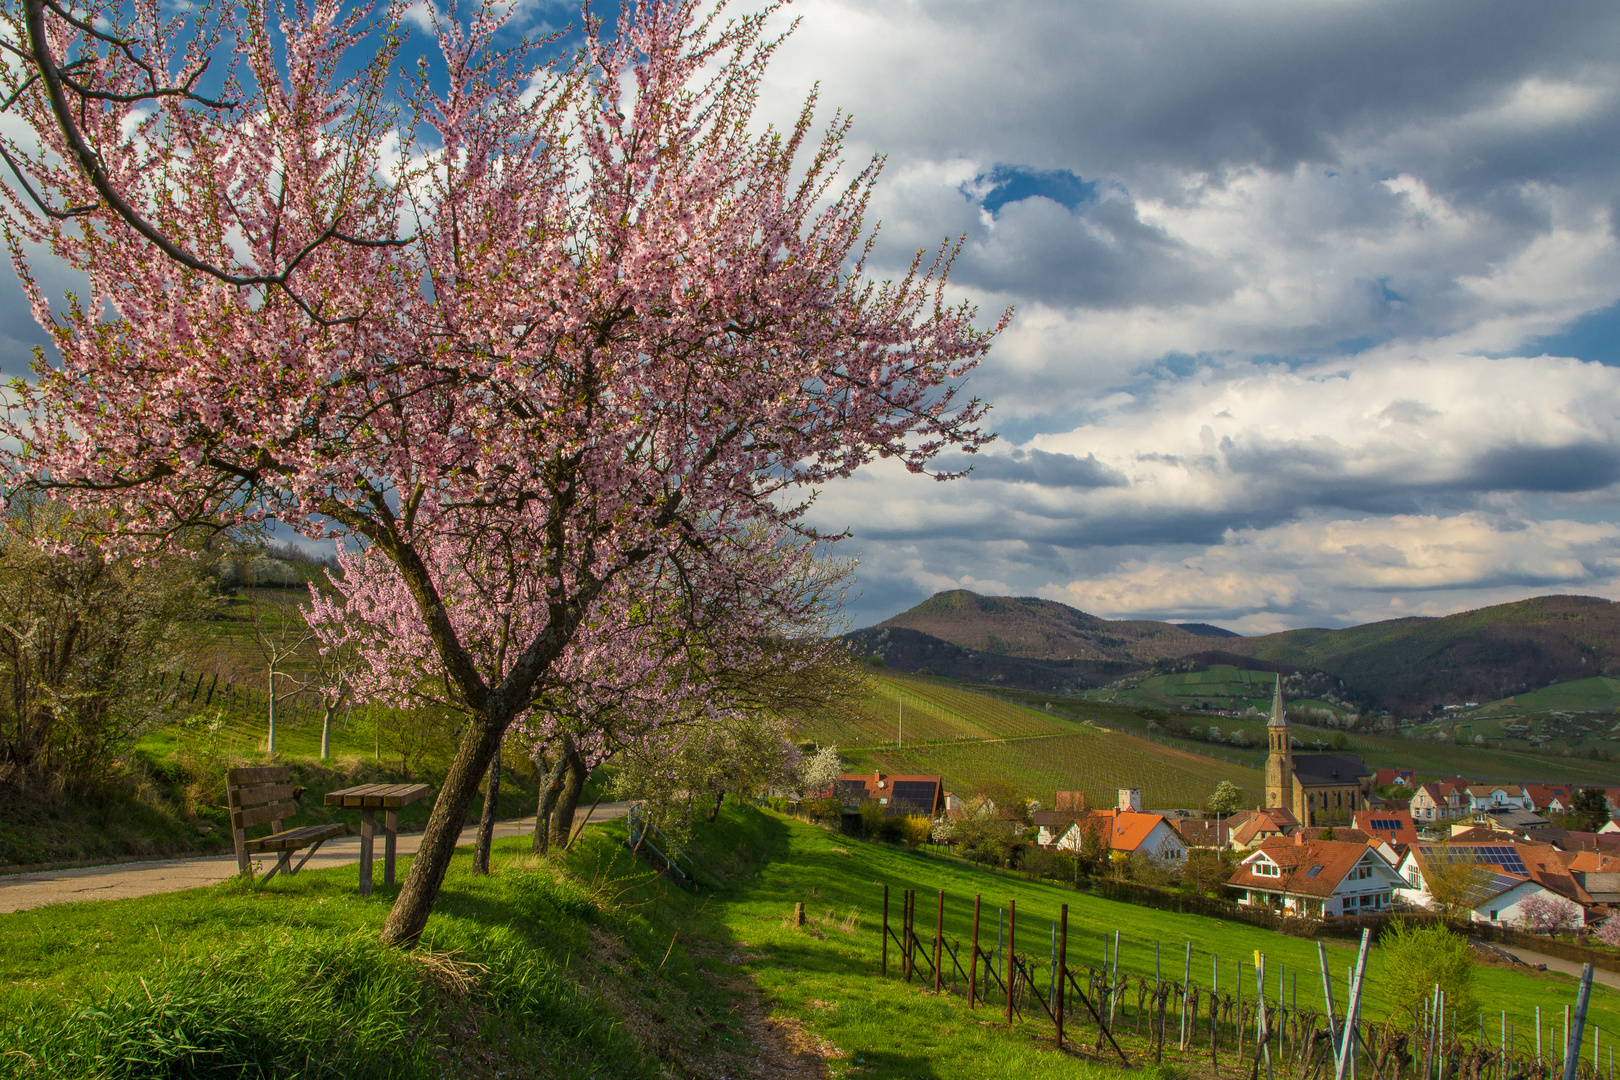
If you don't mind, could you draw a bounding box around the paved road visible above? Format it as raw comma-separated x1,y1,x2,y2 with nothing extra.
1472,938,1620,992
0,802,632,914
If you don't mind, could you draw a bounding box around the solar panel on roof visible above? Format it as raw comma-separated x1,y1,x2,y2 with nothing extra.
890,781,937,809
1306,865,1323,878
1370,818,1402,830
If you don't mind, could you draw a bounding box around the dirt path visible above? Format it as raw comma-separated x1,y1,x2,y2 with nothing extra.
0,803,632,914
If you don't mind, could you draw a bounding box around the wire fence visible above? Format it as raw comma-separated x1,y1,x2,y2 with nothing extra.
875,881,1612,1080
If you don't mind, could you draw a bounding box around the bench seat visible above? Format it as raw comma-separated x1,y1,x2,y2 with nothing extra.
244,822,348,854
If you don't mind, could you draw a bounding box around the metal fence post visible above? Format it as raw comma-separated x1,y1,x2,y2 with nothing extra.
970,894,981,1008
1007,898,1017,1027
882,885,889,976
1057,904,1068,1049
934,889,944,995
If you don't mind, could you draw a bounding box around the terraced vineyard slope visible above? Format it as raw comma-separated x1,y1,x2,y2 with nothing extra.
801,672,1264,810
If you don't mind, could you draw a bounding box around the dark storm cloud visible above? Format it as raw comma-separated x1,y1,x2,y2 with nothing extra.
951,191,1239,309
967,447,1127,489
839,1,1620,189
1467,443,1620,493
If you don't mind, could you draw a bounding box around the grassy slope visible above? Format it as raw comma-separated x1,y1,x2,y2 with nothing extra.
806,673,1620,812
994,687,1620,788
673,808,1620,1079
0,830,749,1078
6,804,1618,1079
806,672,1267,808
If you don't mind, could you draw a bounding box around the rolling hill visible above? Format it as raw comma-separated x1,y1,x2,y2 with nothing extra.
852,590,1620,715
1226,594,1620,712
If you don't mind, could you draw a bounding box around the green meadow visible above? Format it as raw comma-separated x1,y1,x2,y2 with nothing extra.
5,804,1618,1079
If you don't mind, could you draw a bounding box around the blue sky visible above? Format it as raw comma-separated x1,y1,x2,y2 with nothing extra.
739,0,1620,632
5,0,1620,636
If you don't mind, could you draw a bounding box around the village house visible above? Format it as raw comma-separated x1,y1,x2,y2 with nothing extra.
1393,842,1586,926
1172,816,1231,850
1410,782,1468,825
833,771,944,818
1054,790,1187,863
1227,807,1298,850
1032,809,1081,848
1373,768,1416,790
1466,785,1533,814
1478,807,1551,832
1525,784,1575,816
1228,836,1405,918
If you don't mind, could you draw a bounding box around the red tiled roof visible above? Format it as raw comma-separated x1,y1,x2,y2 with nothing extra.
1228,838,1388,898
1354,809,1419,847
1086,809,1173,853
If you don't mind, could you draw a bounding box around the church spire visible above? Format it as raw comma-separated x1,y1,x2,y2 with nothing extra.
1268,671,1288,727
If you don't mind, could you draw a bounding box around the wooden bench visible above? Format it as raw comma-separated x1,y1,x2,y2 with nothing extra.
227,766,347,884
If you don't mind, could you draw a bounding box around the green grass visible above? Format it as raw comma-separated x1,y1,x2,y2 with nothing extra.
615,806,1620,1078
0,835,727,1078
1470,677,1620,716
7,804,1620,1079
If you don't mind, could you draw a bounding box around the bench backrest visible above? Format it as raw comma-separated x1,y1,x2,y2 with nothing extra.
226,766,302,872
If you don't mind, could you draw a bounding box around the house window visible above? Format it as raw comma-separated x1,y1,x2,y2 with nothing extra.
1490,910,1499,920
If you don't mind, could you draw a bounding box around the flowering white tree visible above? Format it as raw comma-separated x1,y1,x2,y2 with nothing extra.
0,0,1000,943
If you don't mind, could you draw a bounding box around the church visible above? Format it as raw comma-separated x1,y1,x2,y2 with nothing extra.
1263,675,1372,826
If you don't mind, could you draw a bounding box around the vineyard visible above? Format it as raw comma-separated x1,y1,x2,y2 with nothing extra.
802,672,1265,810
802,672,1069,748
856,730,1263,810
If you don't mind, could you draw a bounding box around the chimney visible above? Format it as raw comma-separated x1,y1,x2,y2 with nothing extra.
874,769,885,790
1118,788,1141,813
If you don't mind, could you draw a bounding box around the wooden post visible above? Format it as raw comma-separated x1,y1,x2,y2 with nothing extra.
358,808,375,896
1007,899,1017,1027
903,890,913,981
383,809,398,887
970,894,981,1008
794,901,806,926
934,889,944,994
1057,904,1068,1049
882,885,890,976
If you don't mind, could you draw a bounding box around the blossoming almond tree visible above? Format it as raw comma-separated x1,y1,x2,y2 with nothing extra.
0,0,1001,944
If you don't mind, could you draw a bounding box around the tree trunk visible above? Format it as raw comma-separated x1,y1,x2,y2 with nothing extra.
320,700,334,760
380,713,506,946
548,746,587,849
266,669,277,754
472,746,501,875
532,737,573,855
708,788,725,822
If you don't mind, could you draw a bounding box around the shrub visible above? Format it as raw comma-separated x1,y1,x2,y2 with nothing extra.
1378,920,1476,1030
900,816,931,849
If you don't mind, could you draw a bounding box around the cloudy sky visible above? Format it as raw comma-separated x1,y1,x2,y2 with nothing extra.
736,0,1620,633
5,0,1619,636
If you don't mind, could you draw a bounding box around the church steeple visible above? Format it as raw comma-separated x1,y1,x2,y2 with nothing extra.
1264,671,1293,811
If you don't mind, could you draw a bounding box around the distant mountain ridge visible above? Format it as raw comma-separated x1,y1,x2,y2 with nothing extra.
876,590,1226,664
851,590,1620,713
